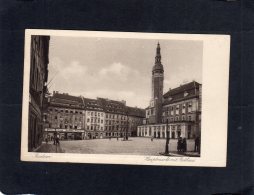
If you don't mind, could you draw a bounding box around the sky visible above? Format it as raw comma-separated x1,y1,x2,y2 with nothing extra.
48,36,203,108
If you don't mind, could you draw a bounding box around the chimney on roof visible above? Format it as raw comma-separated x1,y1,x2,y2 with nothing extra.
53,91,55,95
121,100,126,105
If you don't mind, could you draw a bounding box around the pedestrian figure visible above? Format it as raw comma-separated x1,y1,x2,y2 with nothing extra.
109,136,111,140
194,136,200,152
151,136,154,141
117,137,119,141
182,138,187,152
53,132,57,145
56,134,60,146
177,137,182,153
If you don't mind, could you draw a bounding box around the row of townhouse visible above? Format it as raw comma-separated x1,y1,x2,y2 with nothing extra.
43,91,145,140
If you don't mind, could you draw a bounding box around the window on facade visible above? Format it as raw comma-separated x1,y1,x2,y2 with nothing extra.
91,119,93,123
182,116,185,121
65,125,67,129
176,105,179,115
101,120,103,123
188,116,192,121
188,102,192,113
87,118,90,122
55,116,57,119
91,112,93,116
70,111,73,113
80,112,82,114
91,126,93,130
74,126,77,129
65,110,68,113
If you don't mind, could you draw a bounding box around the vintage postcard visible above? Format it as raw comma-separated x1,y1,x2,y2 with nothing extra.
21,29,230,166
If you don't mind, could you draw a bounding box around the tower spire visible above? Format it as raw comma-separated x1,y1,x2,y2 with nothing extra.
155,42,161,64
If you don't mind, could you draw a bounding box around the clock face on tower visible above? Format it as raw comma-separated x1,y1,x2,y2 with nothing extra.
153,73,163,77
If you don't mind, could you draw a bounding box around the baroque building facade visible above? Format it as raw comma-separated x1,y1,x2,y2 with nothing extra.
28,35,50,151
137,43,202,139
44,92,145,140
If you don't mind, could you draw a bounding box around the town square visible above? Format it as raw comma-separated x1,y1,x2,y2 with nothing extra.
27,33,202,157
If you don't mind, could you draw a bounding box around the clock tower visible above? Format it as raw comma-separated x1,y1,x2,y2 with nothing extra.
147,42,164,124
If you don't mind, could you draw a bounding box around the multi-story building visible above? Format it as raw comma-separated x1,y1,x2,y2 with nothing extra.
137,43,202,139
44,92,145,139
127,106,146,137
98,98,127,137
28,35,50,151
44,92,85,140
83,97,105,139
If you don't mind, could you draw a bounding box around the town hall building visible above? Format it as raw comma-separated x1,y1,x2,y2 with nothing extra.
137,43,202,139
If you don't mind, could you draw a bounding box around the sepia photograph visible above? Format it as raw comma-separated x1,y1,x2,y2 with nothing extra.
21,30,230,166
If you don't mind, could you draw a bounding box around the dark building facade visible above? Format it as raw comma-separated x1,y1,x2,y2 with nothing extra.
28,35,50,151
44,92,85,140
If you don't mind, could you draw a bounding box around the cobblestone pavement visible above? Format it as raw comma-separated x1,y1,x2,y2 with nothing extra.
36,142,64,153
58,137,199,156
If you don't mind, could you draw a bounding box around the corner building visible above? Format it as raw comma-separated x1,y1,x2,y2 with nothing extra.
137,43,202,139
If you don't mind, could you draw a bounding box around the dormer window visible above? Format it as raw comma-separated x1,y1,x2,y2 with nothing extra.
168,97,173,101
184,91,189,97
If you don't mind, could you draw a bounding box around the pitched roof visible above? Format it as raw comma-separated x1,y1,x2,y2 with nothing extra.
48,92,145,117
126,106,146,118
97,98,126,114
50,93,83,109
163,81,201,105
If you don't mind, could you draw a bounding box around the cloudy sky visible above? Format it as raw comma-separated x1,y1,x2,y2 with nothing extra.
48,36,203,108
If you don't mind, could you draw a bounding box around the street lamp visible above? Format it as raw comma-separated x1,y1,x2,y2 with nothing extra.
125,112,129,141
165,119,170,155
